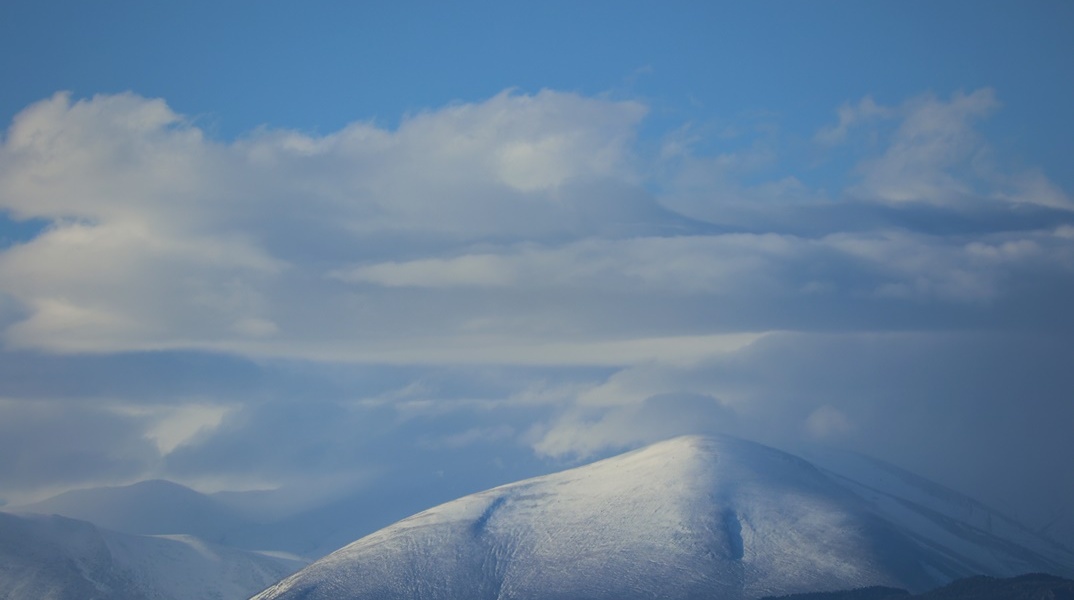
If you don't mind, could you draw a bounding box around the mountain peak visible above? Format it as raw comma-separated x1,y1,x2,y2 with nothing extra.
254,435,1073,600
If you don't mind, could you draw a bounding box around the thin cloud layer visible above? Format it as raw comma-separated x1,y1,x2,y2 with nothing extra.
1,89,1072,546
1,89,1070,359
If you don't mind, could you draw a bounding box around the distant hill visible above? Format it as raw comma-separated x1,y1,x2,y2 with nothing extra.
0,511,305,600
917,573,1074,599
10,479,249,543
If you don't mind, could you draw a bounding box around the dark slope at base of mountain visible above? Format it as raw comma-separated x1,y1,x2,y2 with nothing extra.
917,573,1074,599
762,586,910,600
762,573,1074,600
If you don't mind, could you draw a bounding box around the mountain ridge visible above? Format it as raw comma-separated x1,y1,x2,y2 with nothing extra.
252,435,1074,600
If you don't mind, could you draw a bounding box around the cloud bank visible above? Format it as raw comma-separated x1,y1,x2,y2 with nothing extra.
1,89,1071,543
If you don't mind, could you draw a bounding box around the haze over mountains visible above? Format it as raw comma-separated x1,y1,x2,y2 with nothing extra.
8,478,448,560
0,511,302,600
3,434,1071,600
12,480,247,543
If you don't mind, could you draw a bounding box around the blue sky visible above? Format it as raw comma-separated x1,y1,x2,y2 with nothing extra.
1,0,1073,544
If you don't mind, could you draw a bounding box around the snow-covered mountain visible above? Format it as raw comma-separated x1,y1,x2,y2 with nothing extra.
0,511,305,600
253,435,1074,600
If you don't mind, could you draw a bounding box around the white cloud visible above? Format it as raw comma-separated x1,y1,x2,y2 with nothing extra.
340,227,1072,311
3,88,1070,365
819,89,1074,211
112,402,232,454
0,219,283,352
334,254,517,288
852,89,998,205
532,392,738,459
814,95,893,145
995,168,1074,209
336,235,796,293
0,90,655,357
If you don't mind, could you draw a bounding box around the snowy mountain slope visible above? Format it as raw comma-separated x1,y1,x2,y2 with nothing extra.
252,435,1074,600
0,511,305,600
1037,509,1074,555
796,446,1074,571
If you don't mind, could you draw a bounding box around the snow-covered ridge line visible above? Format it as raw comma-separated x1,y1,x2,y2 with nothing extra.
252,435,1074,600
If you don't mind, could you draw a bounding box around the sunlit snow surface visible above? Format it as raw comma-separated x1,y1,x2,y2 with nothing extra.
253,436,1074,600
